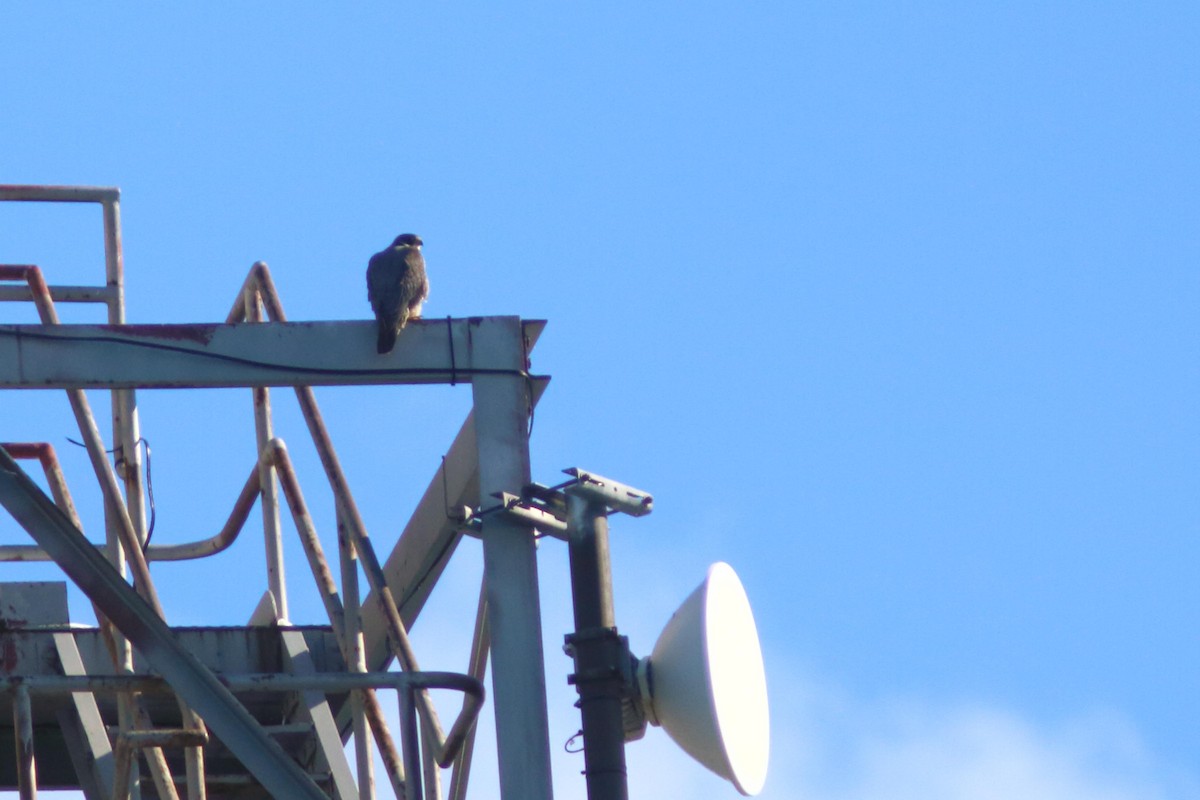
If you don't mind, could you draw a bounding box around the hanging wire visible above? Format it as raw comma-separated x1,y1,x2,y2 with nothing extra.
522,327,536,437
446,315,458,386
139,439,157,547
66,436,156,549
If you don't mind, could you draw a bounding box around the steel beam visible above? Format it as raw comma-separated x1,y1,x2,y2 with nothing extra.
469,317,554,800
357,321,547,671
357,376,550,660
281,630,358,800
57,706,109,800
52,633,116,800
0,317,543,389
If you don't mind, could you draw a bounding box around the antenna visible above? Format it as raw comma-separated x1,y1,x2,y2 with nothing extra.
638,562,770,795
500,469,772,798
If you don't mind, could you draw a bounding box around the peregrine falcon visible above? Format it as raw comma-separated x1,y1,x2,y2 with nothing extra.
366,233,429,354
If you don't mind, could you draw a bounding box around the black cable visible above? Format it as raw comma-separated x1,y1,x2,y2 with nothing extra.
446,315,457,386
140,439,156,547
522,328,536,437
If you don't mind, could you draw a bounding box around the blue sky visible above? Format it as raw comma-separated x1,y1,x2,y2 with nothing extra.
2,5,1197,799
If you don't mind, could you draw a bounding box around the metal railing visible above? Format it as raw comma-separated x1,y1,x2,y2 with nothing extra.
0,186,494,800
0,184,205,800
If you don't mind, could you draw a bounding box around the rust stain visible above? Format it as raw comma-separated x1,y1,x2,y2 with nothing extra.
0,265,35,281
0,443,48,461
1,635,19,671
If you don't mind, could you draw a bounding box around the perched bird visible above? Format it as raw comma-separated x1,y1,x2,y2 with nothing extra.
366,233,429,354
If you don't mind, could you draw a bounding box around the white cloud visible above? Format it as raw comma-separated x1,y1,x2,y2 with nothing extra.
329,548,1199,800
759,676,1200,800
544,676,1200,800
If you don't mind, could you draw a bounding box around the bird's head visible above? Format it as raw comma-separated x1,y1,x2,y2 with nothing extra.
392,233,423,248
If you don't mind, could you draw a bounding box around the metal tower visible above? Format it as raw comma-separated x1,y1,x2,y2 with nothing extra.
0,185,556,800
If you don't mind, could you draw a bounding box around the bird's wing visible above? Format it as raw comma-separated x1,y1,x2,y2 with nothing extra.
367,249,406,319
398,249,428,309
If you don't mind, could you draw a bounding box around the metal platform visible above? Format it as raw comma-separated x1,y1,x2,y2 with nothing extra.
0,624,344,792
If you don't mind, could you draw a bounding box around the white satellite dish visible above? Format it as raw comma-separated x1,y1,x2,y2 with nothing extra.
636,562,770,796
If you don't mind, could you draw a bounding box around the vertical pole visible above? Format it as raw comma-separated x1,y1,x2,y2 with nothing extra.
399,686,424,800
566,496,615,629
101,195,142,558
14,683,37,800
339,511,375,800
247,289,288,621
565,495,629,800
102,195,124,325
101,193,140,800
470,317,554,800
102,194,144,546
447,579,490,800
113,741,133,800
102,193,202,800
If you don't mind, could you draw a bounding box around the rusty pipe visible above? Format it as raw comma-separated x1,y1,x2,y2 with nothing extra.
0,263,114,305
0,452,263,563
145,462,261,561
0,442,83,528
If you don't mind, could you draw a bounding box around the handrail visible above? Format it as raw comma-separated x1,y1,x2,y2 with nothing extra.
0,449,262,563
0,184,120,203
1,189,197,797
146,464,261,561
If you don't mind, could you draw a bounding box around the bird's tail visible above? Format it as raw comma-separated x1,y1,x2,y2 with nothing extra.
377,323,398,355
377,311,410,354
